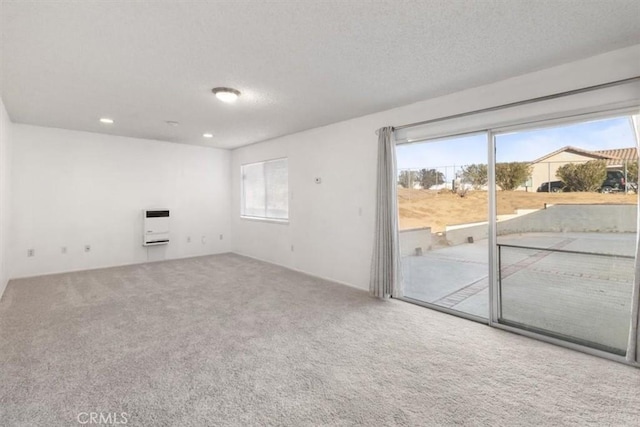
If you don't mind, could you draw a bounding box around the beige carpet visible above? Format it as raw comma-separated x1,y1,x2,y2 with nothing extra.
0,253,638,426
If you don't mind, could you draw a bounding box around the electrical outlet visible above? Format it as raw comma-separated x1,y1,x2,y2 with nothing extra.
27,249,35,257
201,236,206,244
84,245,91,253
219,234,223,240
187,236,191,243
61,247,67,254
291,245,294,252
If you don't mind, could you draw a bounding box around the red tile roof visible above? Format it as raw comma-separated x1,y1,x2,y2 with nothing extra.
531,146,637,167
530,146,618,164
594,147,638,166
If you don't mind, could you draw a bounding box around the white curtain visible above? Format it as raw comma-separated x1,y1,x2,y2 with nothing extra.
370,127,403,298
628,114,640,364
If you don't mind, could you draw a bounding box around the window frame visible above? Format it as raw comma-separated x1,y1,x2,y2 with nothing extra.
240,157,289,223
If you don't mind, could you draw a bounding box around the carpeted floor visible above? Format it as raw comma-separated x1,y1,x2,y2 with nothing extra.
0,253,638,426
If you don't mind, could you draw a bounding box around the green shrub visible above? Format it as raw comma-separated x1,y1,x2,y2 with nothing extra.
460,164,488,189
495,162,532,191
556,160,607,192
398,170,418,188
418,168,445,189
626,160,638,183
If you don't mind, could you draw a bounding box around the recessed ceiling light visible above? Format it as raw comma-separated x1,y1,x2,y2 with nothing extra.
203,133,213,138
99,118,114,124
211,87,241,103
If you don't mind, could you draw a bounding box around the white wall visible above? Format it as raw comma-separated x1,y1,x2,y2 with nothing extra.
0,97,13,296
230,44,640,291
4,45,639,289
10,125,231,278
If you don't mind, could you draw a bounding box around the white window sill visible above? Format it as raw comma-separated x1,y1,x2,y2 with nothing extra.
240,216,289,225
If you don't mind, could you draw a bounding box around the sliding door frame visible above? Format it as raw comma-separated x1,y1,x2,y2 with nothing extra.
396,104,640,368
487,106,640,367
487,130,500,325
397,296,488,324
395,130,491,324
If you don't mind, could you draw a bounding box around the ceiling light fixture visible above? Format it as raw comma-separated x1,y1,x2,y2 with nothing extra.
211,87,241,103
203,133,213,138
99,118,114,124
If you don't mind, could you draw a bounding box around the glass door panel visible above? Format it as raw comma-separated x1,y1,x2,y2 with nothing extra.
494,116,637,355
396,133,489,319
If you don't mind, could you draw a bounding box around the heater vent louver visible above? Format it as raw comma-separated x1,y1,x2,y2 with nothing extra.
143,209,170,246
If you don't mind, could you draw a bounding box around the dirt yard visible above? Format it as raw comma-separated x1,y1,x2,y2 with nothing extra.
398,188,638,232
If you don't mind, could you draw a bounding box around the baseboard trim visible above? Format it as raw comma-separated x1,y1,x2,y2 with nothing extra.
6,251,232,281
229,251,368,293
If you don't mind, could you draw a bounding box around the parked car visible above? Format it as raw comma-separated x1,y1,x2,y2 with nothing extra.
537,172,635,193
536,181,566,192
600,170,627,193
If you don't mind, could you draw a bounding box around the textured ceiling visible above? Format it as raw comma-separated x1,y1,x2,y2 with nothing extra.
1,0,639,149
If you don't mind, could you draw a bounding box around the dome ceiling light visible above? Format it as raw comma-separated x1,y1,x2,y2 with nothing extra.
211,87,241,103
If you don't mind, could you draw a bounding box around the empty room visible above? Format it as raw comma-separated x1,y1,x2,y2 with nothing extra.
1,1,639,426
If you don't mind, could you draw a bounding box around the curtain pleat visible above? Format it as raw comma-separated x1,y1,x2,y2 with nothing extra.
627,115,640,364
370,127,403,299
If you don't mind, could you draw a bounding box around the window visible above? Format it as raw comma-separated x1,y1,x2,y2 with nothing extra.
241,158,289,221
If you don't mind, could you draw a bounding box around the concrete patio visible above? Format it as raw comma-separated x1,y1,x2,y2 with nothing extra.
401,232,636,353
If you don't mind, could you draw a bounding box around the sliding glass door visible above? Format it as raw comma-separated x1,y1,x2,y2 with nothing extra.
493,115,638,355
395,111,639,361
396,133,489,320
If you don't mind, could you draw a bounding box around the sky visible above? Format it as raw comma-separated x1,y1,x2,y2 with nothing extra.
396,116,637,170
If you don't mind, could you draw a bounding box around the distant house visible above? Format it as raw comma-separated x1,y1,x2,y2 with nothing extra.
593,147,638,167
528,146,637,190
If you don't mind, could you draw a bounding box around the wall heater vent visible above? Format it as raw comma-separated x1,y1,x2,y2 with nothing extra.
143,209,170,246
